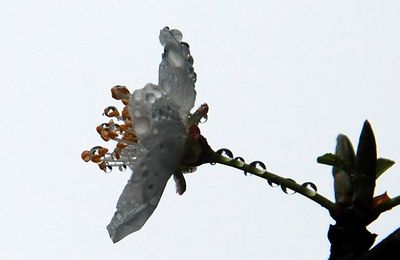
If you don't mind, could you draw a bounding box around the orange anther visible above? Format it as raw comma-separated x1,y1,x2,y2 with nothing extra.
104,106,120,117
91,154,103,163
113,149,121,160
100,131,110,141
108,131,119,139
98,161,106,170
96,125,103,134
124,120,132,128
123,132,138,143
81,150,90,162
111,85,130,100
98,147,109,156
122,106,131,120
117,142,127,149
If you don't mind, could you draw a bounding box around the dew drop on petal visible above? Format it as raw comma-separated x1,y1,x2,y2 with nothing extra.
133,91,142,101
170,29,183,41
116,212,122,220
145,93,156,103
134,117,150,135
153,89,162,99
189,72,197,83
159,61,166,69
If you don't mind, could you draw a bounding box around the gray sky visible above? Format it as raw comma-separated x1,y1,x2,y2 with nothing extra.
1,1,399,259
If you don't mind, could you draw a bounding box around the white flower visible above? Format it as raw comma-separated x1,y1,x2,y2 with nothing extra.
81,27,207,243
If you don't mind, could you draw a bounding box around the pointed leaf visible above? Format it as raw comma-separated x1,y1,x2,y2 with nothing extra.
376,158,395,179
335,134,356,170
317,153,349,171
353,120,377,209
332,135,355,204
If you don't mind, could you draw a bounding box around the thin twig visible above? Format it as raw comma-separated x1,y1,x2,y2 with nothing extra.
210,150,335,211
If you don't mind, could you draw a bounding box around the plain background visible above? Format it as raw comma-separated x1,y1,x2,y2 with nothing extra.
1,1,399,259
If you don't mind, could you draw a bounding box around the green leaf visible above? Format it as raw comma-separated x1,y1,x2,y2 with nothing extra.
353,120,377,209
317,153,349,171
376,158,395,179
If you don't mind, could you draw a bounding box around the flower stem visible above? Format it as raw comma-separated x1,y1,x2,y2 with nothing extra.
210,150,335,211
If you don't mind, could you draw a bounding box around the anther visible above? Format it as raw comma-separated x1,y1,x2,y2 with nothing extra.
111,85,130,101
104,106,120,117
81,150,90,162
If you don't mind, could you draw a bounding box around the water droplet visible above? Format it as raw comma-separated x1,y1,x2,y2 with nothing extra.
216,148,234,158
245,161,266,176
134,111,142,117
267,180,279,187
302,182,317,196
134,117,150,135
281,179,296,195
180,42,190,48
89,146,101,155
162,81,171,93
118,165,127,172
104,106,118,117
110,123,120,132
159,61,166,70
153,89,162,99
189,72,197,83
146,93,156,103
170,29,183,41
233,157,245,167
200,115,208,123
116,213,122,220
133,91,142,101
104,165,112,173
250,161,266,171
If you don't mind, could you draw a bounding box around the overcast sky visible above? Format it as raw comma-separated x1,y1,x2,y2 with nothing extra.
1,1,400,259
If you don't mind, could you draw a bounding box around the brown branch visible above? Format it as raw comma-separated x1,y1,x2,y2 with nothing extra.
358,228,400,260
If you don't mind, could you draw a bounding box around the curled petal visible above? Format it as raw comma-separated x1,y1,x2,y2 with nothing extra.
107,124,186,242
158,27,196,121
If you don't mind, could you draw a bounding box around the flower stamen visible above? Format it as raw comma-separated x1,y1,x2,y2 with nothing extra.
82,86,140,172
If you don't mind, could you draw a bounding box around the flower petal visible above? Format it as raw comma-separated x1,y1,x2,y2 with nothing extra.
106,27,197,242
158,27,196,121
107,123,186,242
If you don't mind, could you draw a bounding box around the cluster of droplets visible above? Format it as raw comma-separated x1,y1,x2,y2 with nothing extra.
214,148,318,196
81,85,142,172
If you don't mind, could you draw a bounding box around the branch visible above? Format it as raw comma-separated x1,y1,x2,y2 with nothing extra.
358,228,400,259
210,149,335,211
